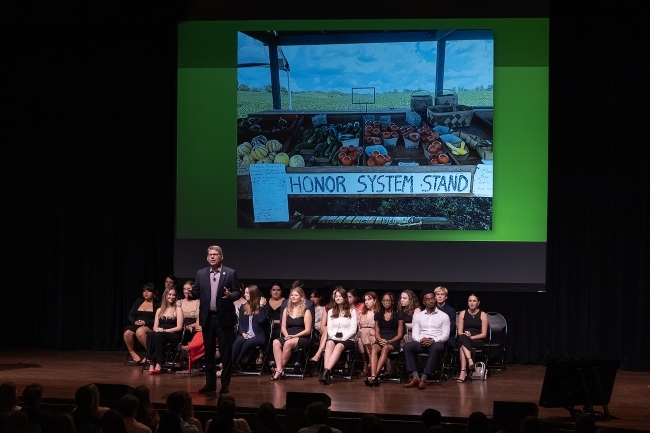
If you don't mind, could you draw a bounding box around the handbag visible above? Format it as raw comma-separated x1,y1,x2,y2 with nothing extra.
472,361,487,379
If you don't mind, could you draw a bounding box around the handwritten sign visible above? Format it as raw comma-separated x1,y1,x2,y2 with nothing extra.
249,164,289,222
472,164,493,197
286,172,471,195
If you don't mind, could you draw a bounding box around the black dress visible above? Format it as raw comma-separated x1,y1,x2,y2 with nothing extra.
458,309,485,350
269,302,283,340
278,314,310,350
374,310,405,341
146,315,182,365
124,298,157,332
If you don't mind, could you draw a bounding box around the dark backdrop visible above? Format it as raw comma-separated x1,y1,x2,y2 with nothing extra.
3,2,648,370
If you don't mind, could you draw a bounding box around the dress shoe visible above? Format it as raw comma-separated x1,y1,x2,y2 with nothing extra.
404,377,420,388
323,368,331,385
418,379,427,390
219,388,229,395
198,385,216,394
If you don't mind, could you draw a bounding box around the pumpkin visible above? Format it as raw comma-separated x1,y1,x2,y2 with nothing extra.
266,139,282,153
237,142,252,157
251,135,268,149
250,145,269,161
289,155,305,167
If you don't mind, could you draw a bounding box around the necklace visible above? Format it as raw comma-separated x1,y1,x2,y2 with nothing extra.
468,309,479,318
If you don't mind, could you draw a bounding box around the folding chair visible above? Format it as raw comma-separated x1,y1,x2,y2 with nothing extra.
283,327,315,379
486,312,507,372
235,318,274,376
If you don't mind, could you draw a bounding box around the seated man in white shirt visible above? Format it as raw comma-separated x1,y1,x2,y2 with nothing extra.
403,289,450,390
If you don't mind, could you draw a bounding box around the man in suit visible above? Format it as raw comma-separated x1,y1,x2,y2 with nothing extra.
193,245,240,394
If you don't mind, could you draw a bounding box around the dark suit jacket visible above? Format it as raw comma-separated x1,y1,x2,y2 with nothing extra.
238,304,270,342
437,303,457,346
193,265,240,328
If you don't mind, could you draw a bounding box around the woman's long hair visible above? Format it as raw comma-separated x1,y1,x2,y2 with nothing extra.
361,291,380,315
244,285,262,316
400,290,421,316
286,287,306,318
329,287,351,319
159,287,177,318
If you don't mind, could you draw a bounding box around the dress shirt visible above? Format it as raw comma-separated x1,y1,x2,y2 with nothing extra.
327,308,357,341
411,308,450,343
210,267,221,311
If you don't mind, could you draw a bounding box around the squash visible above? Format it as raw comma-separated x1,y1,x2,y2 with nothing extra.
266,139,282,153
237,142,252,157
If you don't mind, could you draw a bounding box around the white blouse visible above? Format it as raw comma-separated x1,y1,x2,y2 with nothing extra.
327,308,358,341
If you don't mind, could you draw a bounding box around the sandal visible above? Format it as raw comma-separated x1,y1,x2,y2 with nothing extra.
137,357,148,365
129,351,142,363
457,370,467,383
467,362,476,374
270,369,284,381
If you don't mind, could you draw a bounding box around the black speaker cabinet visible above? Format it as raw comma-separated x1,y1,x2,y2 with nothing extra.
93,383,134,404
285,392,331,412
493,401,539,421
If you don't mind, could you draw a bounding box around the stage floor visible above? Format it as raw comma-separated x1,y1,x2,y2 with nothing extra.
1,349,649,432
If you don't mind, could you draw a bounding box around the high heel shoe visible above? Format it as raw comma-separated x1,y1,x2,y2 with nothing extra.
467,362,476,374
457,370,467,383
370,376,380,387
318,369,327,383
364,377,371,386
323,368,331,385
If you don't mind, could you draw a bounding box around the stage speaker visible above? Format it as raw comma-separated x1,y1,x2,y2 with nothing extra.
93,383,134,404
286,392,331,412
493,401,539,421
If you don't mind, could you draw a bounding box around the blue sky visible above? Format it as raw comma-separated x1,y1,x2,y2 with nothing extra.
237,32,493,93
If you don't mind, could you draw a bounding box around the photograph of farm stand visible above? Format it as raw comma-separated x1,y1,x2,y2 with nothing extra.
236,29,494,230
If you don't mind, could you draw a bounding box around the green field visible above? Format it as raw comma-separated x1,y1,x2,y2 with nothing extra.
237,90,493,118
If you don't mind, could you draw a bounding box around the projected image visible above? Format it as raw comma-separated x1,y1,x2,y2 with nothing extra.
236,30,494,230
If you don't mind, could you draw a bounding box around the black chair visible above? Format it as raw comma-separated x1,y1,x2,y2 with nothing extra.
327,332,359,381
486,312,507,372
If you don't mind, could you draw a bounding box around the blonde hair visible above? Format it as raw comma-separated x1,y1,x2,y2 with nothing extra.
286,287,306,318
434,286,448,296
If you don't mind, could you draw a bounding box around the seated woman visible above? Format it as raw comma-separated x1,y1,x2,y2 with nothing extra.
177,280,200,349
309,290,337,364
123,283,159,363
309,289,325,338
146,287,184,374
319,288,357,384
365,292,404,386
457,293,488,383
270,287,312,380
347,288,364,315
399,290,422,343
357,291,380,376
233,285,269,368
267,283,285,342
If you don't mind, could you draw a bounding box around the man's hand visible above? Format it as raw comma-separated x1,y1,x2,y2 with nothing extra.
242,333,249,340
420,337,433,347
222,287,233,299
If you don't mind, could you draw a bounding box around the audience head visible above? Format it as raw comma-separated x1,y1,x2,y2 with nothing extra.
182,280,195,300
0,382,19,411
400,290,421,315
426,427,448,433
359,414,379,433
74,386,95,411
595,428,614,433
22,383,44,408
216,399,237,424
116,395,139,418
166,391,190,416
257,402,277,426
270,282,284,300
157,412,182,433
181,394,196,421
316,427,333,433
467,412,489,433
132,385,152,408
433,286,448,305
305,402,330,425
85,384,101,412
362,292,380,315
56,413,76,433
422,408,442,429
165,275,178,290
367,422,386,433
101,410,127,433
519,416,543,433
347,288,362,307
574,414,595,433
142,283,159,302
309,289,322,306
